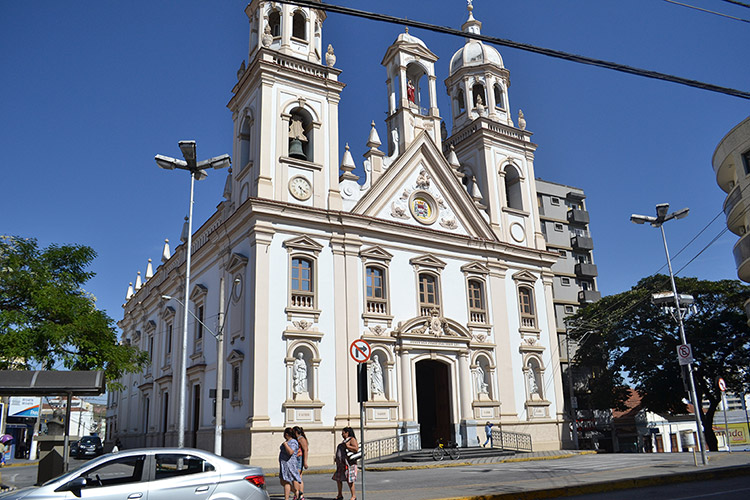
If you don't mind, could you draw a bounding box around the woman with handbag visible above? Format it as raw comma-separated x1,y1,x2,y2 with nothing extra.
332,426,359,500
279,427,302,500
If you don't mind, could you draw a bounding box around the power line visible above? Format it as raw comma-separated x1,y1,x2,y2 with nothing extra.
277,0,750,100
663,0,750,23
717,0,750,9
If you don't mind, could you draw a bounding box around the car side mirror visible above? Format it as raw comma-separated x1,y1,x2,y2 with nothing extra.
66,477,87,497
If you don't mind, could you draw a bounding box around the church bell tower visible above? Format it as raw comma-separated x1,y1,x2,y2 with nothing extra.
227,0,346,210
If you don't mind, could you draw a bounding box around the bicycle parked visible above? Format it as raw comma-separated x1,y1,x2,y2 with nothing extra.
431,438,460,461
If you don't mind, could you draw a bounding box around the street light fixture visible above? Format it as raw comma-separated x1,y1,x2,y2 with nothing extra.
631,203,707,465
161,276,239,455
156,141,230,449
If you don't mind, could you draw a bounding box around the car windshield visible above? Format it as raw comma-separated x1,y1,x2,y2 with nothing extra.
80,437,101,445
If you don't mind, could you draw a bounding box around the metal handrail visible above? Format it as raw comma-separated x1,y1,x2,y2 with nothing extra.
362,430,421,461
490,428,533,452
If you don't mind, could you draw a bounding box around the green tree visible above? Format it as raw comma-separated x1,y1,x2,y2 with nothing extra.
569,275,750,451
0,235,147,386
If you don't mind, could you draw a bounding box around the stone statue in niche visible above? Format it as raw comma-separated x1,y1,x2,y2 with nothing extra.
527,369,540,400
474,364,489,397
369,354,385,398
293,352,309,399
407,80,416,103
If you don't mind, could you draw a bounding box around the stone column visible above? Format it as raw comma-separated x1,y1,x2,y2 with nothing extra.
399,348,413,421
458,350,473,419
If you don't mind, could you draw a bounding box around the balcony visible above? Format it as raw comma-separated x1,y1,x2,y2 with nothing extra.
567,209,590,225
578,290,601,304
724,183,745,234
571,235,594,251
575,262,598,278
733,233,750,282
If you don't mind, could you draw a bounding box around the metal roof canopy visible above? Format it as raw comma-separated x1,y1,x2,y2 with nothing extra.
0,370,106,396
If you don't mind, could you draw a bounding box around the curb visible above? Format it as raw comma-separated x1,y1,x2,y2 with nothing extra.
0,461,39,469
439,463,750,500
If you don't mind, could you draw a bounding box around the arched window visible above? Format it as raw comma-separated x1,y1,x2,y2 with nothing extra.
288,108,313,161
455,89,466,115
292,11,307,40
405,62,427,111
269,9,281,37
518,286,535,329
504,165,523,210
494,84,505,109
467,279,486,324
365,265,388,315
290,256,314,309
472,83,486,108
239,116,252,170
418,272,440,314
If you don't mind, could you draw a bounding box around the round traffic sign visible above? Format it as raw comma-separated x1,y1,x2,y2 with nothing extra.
349,339,372,363
718,377,727,392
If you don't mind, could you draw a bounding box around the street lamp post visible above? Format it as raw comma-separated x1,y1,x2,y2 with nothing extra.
156,141,230,448
161,276,238,455
631,203,707,465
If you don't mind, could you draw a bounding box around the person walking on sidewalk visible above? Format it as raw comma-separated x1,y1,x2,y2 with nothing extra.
293,426,308,500
279,428,302,500
483,421,493,447
332,427,358,500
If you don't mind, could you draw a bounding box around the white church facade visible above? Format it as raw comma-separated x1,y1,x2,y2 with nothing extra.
109,0,567,466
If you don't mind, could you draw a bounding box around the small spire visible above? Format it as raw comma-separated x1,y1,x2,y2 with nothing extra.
471,177,483,202
462,0,482,35
135,271,142,290
223,168,233,200
367,121,382,150
340,143,359,181
447,145,461,170
161,239,171,263
126,282,134,300
145,259,153,280
180,216,189,243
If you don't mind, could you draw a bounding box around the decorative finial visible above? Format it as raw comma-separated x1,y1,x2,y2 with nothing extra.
161,239,171,263
518,109,526,130
223,168,233,200
180,216,189,243
145,259,153,280
135,271,142,290
367,121,382,149
126,282,134,300
262,24,272,48
405,26,409,33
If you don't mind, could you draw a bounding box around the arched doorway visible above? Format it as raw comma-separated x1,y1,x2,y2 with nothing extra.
416,359,453,447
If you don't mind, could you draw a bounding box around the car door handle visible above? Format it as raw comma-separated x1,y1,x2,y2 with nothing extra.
128,494,143,499
195,486,210,493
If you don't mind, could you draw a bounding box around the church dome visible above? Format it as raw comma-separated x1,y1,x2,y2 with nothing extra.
449,39,504,74
394,30,428,49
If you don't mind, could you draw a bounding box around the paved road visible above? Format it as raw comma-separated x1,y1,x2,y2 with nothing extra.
567,476,750,500
4,453,750,500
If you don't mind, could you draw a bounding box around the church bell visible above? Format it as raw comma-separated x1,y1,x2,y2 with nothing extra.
289,138,307,160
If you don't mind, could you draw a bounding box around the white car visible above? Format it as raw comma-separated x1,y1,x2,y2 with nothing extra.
0,448,269,500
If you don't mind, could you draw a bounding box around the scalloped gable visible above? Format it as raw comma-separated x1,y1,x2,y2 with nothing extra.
283,235,324,254
360,245,393,262
512,270,538,283
352,132,496,241
409,253,447,269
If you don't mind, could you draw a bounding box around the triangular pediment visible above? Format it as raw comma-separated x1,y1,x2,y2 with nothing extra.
227,252,248,273
226,349,244,363
190,284,208,301
512,270,538,283
360,245,393,262
353,132,496,241
461,261,490,275
283,235,323,254
160,305,175,320
410,253,447,269
145,320,157,333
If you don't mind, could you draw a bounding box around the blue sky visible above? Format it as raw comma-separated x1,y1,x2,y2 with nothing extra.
2,0,749,328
